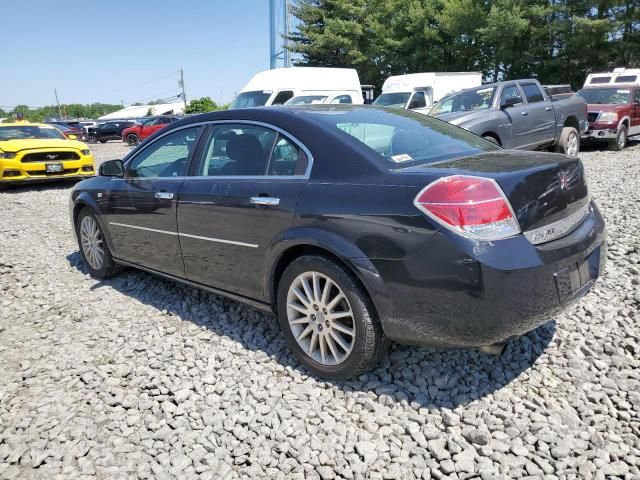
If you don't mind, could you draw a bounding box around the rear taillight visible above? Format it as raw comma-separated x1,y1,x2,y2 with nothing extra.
414,175,520,241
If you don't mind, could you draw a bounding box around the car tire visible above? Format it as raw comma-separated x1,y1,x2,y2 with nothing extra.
126,134,139,146
276,255,388,379
482,134,500,146
75,208,121,279
99,139,107,144
556,126,580,157
609,125,627,151
87,135,97,144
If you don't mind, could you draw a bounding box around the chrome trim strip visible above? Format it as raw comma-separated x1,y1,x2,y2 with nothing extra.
108,222,258,248
523,203,591,245
109,222,178,236
179,232,259,248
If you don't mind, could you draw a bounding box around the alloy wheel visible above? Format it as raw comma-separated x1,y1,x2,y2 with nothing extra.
286,271,355,366
618,129,626,150
567,131,579,157
80,215,104,270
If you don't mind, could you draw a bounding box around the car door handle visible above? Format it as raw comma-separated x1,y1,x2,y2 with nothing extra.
250,196,280,206
545,106,553,111
155,191,174,200
521,111,529,116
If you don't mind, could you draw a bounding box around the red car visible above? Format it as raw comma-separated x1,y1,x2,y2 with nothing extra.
121,116,181,146
577,74,640,150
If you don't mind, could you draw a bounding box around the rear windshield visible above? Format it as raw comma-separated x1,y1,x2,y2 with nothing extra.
576,88,630,105
306,106,500,168
230,91,271,109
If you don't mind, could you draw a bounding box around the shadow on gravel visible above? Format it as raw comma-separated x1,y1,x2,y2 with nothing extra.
67,251,555,409
581,137,639,152
0,180,79,194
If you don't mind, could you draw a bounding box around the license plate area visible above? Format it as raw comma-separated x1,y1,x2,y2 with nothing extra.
554,247,601,302
45,162,63,173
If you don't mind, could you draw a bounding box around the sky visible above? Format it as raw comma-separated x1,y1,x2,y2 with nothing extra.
0,1,281,109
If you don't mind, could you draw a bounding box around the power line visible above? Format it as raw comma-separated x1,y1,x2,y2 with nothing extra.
108,70,181,92
122,88,181,106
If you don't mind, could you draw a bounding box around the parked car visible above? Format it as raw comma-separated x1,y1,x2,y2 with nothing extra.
121,116,181,146
0,122,94,187
86,121,136,143
373,72,482,113
577,73,640,151
229,67,364,109
80,121,97,134
47,122,84,140
69,105,605,379
430,79,588,156
543,85,574,101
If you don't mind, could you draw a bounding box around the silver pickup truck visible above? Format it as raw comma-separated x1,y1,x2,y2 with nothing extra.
430,79,588,157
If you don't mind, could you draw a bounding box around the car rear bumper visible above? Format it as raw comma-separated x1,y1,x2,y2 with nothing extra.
373,202,606,348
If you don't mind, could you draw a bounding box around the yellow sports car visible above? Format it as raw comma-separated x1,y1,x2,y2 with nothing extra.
0,122,95,187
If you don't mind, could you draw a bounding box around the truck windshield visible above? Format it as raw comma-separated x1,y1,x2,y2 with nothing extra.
230,91,272,109
430,87,496,115
373,93,411,108
285,95,328,105
576,88,630,105
0,125,66,141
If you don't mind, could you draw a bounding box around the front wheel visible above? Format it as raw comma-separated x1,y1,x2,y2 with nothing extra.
126,134,139,146
609,125,627,151
556,127,580,157
75,208,121,278
86,135,97,144
277,255,388,379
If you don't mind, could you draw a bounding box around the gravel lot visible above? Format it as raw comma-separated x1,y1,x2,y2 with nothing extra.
1,139,638,479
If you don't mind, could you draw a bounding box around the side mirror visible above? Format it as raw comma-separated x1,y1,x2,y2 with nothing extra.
68,134,77,140
99,159,124,177
501,96,522,109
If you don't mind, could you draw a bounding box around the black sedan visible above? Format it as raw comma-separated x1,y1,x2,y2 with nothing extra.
69,106,606,379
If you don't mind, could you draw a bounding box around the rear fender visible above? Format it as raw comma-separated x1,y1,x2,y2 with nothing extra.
264,227,395,330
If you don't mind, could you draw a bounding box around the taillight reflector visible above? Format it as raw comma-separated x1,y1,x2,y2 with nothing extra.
414,175,520,240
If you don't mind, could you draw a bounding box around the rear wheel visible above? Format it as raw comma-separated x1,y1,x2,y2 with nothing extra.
99,139,107,144
126,133,139,146
609,125,627,151
75,208,121,279
277,255,387,379
87,135,97,144
482,134,500,146
556,127,580,157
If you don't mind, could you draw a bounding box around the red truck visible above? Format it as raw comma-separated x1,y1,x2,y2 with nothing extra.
577,69,640,151
121,115,181,146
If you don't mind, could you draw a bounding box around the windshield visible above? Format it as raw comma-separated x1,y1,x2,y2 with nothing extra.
373,92,411,108
305,106,500,168
0,125,66,141
430,87,496,115
230,91,272,109
285,95,328,105
576,88,630,105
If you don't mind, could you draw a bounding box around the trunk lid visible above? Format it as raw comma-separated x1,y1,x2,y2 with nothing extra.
398,150,589,232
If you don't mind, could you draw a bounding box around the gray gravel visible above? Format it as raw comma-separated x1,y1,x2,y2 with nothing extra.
1,140,639,479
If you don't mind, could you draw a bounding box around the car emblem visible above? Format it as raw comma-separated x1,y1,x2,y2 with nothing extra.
558,171,570,190
46,154,58,160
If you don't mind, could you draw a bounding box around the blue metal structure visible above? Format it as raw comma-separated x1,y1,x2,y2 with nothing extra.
270,0,291,69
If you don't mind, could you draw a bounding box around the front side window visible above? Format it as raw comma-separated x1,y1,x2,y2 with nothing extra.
128,127,201,178
272,90,294,105
500,85,522,105
634,89,640,104
520,83,545,103
409,91,427,109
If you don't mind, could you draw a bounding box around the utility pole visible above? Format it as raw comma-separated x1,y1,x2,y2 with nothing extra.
54,88,63,119
179,69,187,109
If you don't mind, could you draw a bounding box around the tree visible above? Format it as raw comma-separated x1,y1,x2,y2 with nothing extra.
185,97,220,114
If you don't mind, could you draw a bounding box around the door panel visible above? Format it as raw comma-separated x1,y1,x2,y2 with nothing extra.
498,85,532,149
519,83,556,146
178,179,305,299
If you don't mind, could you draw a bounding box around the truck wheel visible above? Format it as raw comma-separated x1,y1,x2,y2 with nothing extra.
556,127,579,157
277,255,388,379
482,134,500,146
609,125,627,151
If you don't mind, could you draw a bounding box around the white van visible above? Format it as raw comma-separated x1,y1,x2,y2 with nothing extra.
230,67,364,109
373,72,482,113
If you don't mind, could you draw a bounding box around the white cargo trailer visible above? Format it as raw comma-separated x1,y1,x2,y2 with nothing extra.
373,72,482,114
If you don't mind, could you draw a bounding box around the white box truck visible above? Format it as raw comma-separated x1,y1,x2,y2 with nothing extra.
373,72,482,114
230,67,364,109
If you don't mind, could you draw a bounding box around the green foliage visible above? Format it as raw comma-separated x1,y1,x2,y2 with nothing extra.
288,0,640,90
2,103,122,123
185,97,223,114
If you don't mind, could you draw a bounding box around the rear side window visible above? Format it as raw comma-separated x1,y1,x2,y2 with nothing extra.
310,108,499,168
272,90,294,105
520,83,545,103
615,75,637,83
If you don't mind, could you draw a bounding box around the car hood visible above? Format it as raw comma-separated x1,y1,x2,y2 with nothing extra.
432,110,482,126
0,138,88,153
585,103,629,112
